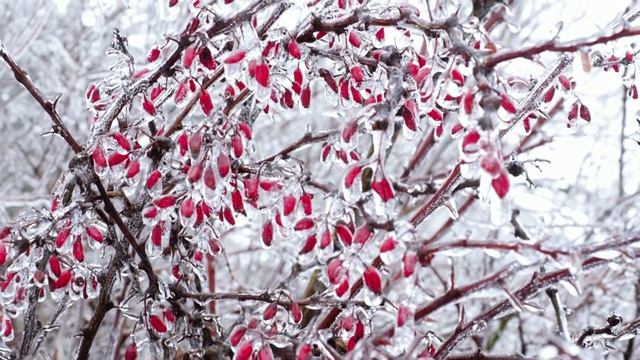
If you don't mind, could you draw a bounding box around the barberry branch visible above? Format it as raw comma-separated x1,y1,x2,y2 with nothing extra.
483,27,640,68
414,261,544,321
171,289,370,310
0,44,83,153
433,254,633,359
75,257,121,360
446,350,536,360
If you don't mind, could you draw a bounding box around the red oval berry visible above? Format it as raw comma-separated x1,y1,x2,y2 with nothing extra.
262,221,273,247
92,146,108,167
231,135,244,158
73,238,84,262
349,31,362,48
204,166,216,189
154,195,176,209
353,226,371,245
371,177,394,202
224,50,245,64
147,47,161,63
543,87,555,103
217,152,230,178
49,256,62,277
126,160,141,178
283,195,296,216
335,223,352,246
255,63,270,87
363,266,382,294
558,75,572,91
199,47,216,70
125,343,137,360
143,97,156,115
491,172,510,198
86,226,103,243
108,152,129,167
579,103,591,122
147,170,162,189
263,302,278,321
299,234,317,254
54,270,72,290
180,198,195,218
350,66,365,84
294,218,314,231
403,250,418,277
149,314,167,333
183,46,196,68
200,89,213,116
288,40,301,59
501,94,517,114
231,189,245,215
300,86,311,108
229,325,246,346
0,243,6,266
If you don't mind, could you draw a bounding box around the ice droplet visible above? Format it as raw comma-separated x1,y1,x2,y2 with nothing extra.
401,122,418,141
146,238,162,259
503,287,524,313
591,249,622,260
438,247,472,257
471,320,487,332
618,333,636,341
560,279,581,297
363,290,383,307
514,252,534,265
490,192,510,226
483,248,503,258
444,198,459,221
380,241,403,265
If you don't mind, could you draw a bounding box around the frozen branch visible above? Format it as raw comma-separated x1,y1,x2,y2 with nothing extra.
482,27,640,68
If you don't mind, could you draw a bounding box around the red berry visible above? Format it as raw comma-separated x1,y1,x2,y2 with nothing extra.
288,40,301,59
149,314,167,333
225,50,245,64
363,266,383,294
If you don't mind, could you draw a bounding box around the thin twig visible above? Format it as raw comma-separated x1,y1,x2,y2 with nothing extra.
483,27,640,68
0,44,83,153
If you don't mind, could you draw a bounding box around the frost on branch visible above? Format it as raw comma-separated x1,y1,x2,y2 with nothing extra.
2,0,640,359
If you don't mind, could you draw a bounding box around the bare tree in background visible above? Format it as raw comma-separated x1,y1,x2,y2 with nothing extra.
1,0,640,359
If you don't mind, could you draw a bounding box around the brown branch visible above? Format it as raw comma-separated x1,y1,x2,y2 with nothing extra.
432,256,621,359
420,238,568,259
414,261,543,321
420,194,476,249
295,5,454,42
17,249,50,359
258,130,339,164
75,257,120,360
171,289,370,310
92,174,158,288
401,128,436,180
0,44,83,153
483,27,640,68
615,314,640,343
447,350,536,360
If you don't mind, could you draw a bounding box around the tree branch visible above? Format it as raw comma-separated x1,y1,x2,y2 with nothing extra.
0,44,83,153
483,27,640,68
